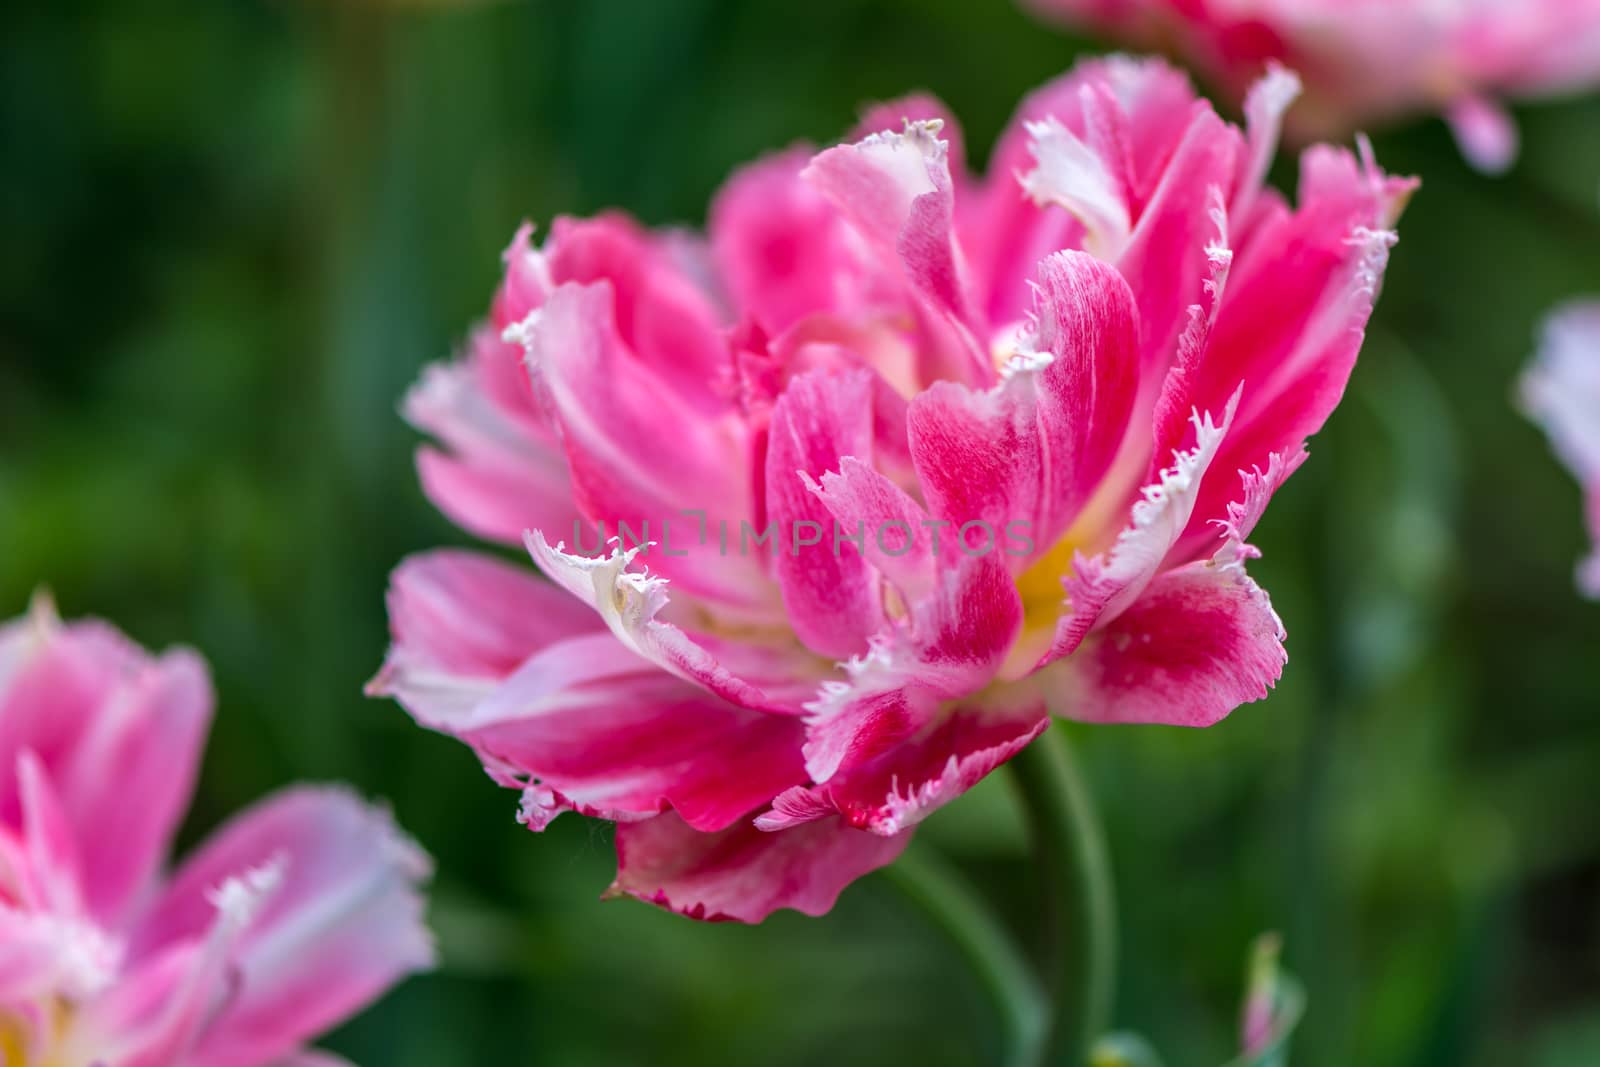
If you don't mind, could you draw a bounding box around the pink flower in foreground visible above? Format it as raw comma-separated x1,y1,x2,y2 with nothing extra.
372,56,1413,922
1024,0,1600,172
1521,303,1600,598
1,596,433,1066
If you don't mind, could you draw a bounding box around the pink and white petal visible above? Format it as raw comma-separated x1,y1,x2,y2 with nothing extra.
130,788,433,1067
406,348,577,547
1041,393,1239,667
525,533,806,713
609,811,909,923
459,668,805,833
805,119,988,384
0,907,121,1003
13,751,83,915
802,551,1023,783
75,862,285,1067
974,56,1202,326
765,368,883,659
811,456,939,602
853,93,967,177
1045,554,1286,727
517,281,770,609
759,691,1047,835
367,549,605,729
907,251,1140,559
1164,144,1414,559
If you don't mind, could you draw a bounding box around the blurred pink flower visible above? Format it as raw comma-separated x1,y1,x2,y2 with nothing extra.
1023,0,1600,172
1,595,433,1066
372,56,1412,922
1521,303,1600,598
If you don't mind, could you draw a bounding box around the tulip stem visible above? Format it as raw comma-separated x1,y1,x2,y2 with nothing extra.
1008,721,1117,1066
883,844,1048,1067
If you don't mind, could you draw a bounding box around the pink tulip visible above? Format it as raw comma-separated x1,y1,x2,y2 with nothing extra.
1,595,433,1066
373,56,1413,922
1521,303,1600,598
1023,0,1600,172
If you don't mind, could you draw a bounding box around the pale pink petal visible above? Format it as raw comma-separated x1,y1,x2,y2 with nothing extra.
609,811,909,923
367,549,605,728
268,1053,356,1067
407,341,577,548
0,606,212,926
1521,301,1600,598
0,907,120,1004
129,788,433,1067
764,368,884,658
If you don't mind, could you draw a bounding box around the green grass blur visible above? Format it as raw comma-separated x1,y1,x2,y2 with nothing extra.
3,1,1599,1063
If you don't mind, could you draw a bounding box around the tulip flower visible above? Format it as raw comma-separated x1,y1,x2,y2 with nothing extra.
1521,302,1600,598
1022,0,1600,172
373,55,1412,922
1,595,433,1066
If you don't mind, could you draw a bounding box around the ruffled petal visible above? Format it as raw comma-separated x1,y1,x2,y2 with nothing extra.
907,250,1140,559
1046,550,1286,727
609,811,909,923
764,368,885,658
760,689,1046,835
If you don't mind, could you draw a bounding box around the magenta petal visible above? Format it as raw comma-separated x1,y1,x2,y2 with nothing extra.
802,552,1023,784
765,368,884,658
610,811,909,923
1048,553,1286,727
908,250,1140,556
761,693,1047,835
710,147,870,335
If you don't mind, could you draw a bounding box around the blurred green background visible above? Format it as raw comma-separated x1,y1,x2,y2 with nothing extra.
3,0,1599,1064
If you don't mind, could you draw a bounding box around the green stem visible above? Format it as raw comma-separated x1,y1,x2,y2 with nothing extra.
883,845,1048,1067
1008,722,1118,1066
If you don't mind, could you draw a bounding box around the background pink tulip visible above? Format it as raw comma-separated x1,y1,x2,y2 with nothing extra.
1521,303,1600,598
0,595,433,1066
1023,0,1600,172
373,55,1412,923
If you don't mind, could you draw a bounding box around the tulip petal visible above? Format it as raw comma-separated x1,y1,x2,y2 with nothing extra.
765,368,884,659
610,811,909,923
129,788,434,1067
1521,301,1600,597
760,691,1046,835
907,251,1140,560
1048,552,1286,727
